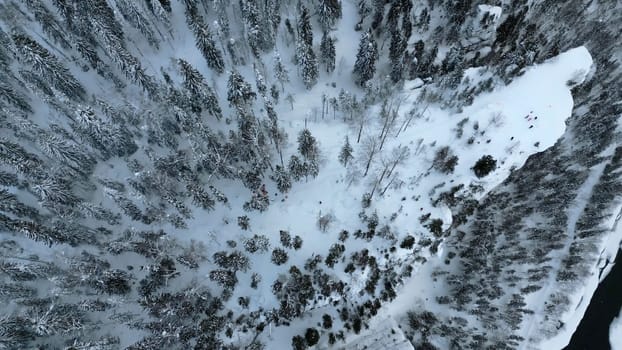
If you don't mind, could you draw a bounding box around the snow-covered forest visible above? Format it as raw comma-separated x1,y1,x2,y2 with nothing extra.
0,0,620,349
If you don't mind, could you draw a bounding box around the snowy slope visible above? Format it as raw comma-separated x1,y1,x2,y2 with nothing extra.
1,0,618,349
207,45,593,349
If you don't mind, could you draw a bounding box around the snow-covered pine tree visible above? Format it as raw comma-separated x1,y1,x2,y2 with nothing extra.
236,111,270,174
115,0,159,48
296,6,319,89
271,165,292,193
254,63,268,96
264,100,286,166
386,0,401,33
184,3,225,74
186,182,216,210
338,136,353,167
389,30,407,82
297,129,319,162
240,0,277,54
298,6,314,48
177,59,223,119
36,133,97,178
23,0,72,50
288,155,305,181
299,46,319,89
273,51,290,91
12,33,85,100
211,0,230,38
295,128,320,179
352,30,379,87
73,106,138,159
317,0,343,31
371,0,385,29
227,71,256,111
320,32,336,73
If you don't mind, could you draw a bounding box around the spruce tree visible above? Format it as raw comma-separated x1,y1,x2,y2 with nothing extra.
352,30,378,87
288,155,305,181
320,32,336,73
273,51,290,91
115,0,159,48
178,59,222,119
299,45,319,89
297,129,319,162
371,0,385,29
227,71,256,110
271,165,292,193
317,0,342,31
298,6,314,48
254,63,267,96
338,136,353,167
185,3,225,73
296,6,318,89
13,33,85,100
389,30,406,82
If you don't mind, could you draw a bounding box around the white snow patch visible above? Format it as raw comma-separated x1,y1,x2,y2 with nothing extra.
478,4,502,19
342,317,414,350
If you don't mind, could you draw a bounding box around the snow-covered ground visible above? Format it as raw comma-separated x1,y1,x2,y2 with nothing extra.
182,41,593,348
1,0,609,348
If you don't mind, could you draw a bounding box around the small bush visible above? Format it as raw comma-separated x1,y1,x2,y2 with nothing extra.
400,235,416,249
472,155,497,178
271,248,289,265
237,215,250,230
305,328,320,346
427,219,443,237
318,212,334,232
432,146,458,174
292,235,303,250
322,314,333,329
361,192,372,208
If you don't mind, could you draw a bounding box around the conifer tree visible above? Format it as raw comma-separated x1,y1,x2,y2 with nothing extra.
338,136,353,167
317,0,343,30
297,129,319,162
240,0,276,54
300,47,319,89
320,32,336,73
273,51,290,91
254,63,267,96
389,30,407,82
12,33,85,100
185,2,225,73
371,0,385,29
298,6,314,48
227,71,256,111
352,30,378,87
271,165,292,193
288,155,305,181
178,59,222,119
115,0,159,48
296,6,319,89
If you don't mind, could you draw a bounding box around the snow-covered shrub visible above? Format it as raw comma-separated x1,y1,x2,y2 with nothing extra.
472,155,497,178
271,248,289,265
432,146,459,174
317,212,334,232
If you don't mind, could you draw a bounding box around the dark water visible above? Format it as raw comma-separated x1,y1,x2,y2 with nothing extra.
564,248,622,350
